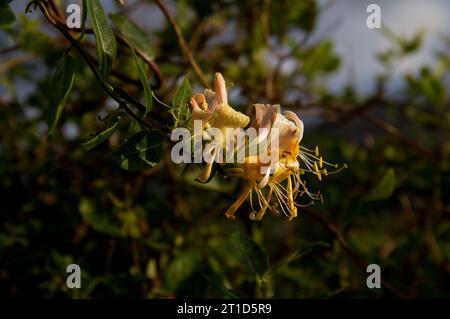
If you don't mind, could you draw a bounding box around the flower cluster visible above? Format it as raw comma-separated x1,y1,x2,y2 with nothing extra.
188,73,345,221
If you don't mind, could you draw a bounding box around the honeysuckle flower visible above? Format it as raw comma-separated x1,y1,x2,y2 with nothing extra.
189,72,250,182
253,104,345,183
251,104,303,188
184,73,345,220
253,104,303,158
224,155,301,221
221,104,346,221
222,104,304,221
189,72,250,136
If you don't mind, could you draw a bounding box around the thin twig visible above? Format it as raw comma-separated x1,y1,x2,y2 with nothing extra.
361,111,424,153
188,15,215,53
154,0,210,88
0,45,20,55
0,55,34,74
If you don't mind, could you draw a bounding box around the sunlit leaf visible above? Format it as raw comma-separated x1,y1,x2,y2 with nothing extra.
173,77,192,125
86,0,117,78
46,52,76,138
81,116,121,151
110,130,165,171
128,119,142,134
127,44,153,116
363,168,396,202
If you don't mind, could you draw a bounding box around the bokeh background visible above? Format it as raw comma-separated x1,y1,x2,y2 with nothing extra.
0,0,449,298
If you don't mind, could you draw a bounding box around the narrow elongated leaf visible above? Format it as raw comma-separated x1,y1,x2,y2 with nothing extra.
110,130,165,171
0,0,15,28
110,13,155,61
363,168,396,202
128,44,152,115
86,0,117,78
230,233,269,277
173,78,192,125
81,116,121,151
47,52,76,138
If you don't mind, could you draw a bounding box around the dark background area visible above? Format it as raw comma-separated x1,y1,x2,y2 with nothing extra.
0,0,449,298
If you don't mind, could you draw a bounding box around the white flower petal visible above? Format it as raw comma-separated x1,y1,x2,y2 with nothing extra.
214,72,228,106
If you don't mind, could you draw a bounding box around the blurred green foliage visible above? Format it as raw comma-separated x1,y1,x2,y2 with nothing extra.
0,0,449,299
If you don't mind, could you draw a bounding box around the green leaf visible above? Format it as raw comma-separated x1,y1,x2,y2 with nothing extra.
270,0,317,34
86,0,117,78
173,77,192,125
81,116,121,151
0,0,15,28
128,44,153,115
400,32,423,54
128,119,142,134
299,40,340,79
291,1,317,32
165,251,200,290
110,130,165,171
79,198,122,237
46,52,76,138
363,168,396,202
110,13,155,61
230,233,269,278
